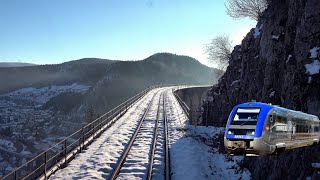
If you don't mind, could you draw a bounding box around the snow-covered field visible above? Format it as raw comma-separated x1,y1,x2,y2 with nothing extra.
49,87,251,180
3,83,90,104
0,83,91,176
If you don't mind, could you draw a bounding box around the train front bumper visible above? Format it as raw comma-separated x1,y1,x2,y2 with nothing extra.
224,137,275,155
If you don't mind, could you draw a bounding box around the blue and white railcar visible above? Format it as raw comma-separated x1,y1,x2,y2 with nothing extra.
224,102,320,155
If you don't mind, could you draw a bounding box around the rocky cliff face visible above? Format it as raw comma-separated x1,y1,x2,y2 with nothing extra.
208,0,320,125
206,0,320,178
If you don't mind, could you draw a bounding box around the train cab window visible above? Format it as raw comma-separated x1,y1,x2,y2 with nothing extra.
231,108,260,125
271,116,287,132
314,126,319,132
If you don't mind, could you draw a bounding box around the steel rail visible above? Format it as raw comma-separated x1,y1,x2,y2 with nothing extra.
147,92,163,180
164,92,171,180
110,90,160,180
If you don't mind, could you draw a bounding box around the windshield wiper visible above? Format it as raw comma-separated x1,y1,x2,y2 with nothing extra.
240,121,249,126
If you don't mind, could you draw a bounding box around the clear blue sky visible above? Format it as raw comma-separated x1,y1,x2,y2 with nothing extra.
0,0,255,66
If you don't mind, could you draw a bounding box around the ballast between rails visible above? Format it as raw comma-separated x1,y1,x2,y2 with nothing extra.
147,93,163,180
111,90,171,180
147,92,171,180
110,90,159,180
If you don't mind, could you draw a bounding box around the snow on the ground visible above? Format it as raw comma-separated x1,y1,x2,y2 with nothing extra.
20,145,31,155
305,60,320,75
50,88,161,180
0,139,16,152
165,89,251,180
4,83,90,104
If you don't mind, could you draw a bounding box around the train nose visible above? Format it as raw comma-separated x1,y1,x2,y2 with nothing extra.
229,141,246,150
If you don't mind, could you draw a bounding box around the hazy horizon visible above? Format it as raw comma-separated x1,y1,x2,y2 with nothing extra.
1,52,217,68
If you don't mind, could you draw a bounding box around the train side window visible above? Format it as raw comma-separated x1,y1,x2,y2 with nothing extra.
296,122,309,133
315,126,319,132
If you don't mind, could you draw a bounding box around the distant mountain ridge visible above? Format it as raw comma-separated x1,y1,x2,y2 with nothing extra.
0,62,37,67
0,53,219,94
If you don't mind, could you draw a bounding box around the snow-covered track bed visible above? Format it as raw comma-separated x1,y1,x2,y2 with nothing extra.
150,92,170,180
112,91,170,180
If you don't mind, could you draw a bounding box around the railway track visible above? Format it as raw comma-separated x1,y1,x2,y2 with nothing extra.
111,90,171,180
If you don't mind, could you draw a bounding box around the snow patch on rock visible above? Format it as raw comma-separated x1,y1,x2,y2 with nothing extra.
269,91,275,98
231,80,241,87
272,34,280,40
309,47,319,58
286,54,292,63
253,24,263,38
305,60,320,75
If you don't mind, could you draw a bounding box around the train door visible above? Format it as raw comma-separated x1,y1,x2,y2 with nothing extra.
292,121,296,139
268,114,276,143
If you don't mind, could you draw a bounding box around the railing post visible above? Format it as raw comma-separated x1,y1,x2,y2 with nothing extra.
100,118,103,132
80,128,83,153
14,170,17,180
111,110,113,119
44,151,47,180
92,121,95,138
189,109,192,124
64,139,67,167
126,102,128,112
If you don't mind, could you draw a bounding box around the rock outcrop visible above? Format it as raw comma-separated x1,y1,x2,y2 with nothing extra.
207,0,320,125
205,0,320,178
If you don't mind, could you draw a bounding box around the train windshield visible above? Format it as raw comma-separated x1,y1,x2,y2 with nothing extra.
231,108,260,125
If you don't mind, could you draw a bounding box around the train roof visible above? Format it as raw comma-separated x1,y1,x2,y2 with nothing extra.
237,102,319,119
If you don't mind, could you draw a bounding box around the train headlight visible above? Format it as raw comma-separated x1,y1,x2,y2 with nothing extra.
265,125,270,131
252,131,255,135
228,131,232,134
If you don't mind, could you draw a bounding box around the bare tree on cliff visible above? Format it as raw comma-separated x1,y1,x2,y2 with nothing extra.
225,0,268,21
205,34,232,75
